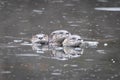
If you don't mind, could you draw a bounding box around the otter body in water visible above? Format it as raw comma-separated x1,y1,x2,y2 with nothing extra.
50,30,71,46
31,33,48,44
31,30,71,46
62,35,83,47
31,31,99,48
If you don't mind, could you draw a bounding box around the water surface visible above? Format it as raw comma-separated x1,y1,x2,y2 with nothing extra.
0,0,120,80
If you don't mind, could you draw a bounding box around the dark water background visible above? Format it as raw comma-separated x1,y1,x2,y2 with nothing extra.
0,0,120,80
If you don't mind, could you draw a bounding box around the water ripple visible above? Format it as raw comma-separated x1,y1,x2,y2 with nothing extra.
95,7,120,11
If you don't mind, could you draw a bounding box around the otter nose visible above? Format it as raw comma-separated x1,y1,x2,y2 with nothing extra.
78,39,82,41
39,37,43,39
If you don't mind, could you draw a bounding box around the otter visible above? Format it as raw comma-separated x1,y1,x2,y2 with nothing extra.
31,30,71,46
62,35,83,47
31,30,117,48
31,33,48,44
49,30,71,46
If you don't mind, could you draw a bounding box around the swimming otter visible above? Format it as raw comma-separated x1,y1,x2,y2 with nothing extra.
31,30,71,46
50,30,71,46
62,35,83,47
31,33,48,44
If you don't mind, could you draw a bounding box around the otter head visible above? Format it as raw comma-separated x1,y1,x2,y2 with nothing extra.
31,33,48,44
50,30,71,43
62,35,83,47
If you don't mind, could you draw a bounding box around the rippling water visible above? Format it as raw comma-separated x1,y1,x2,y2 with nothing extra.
0,0,120,80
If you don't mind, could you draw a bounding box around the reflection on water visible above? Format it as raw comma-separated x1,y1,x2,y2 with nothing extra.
0,36,119,80
0,0,120,80
32,44,84,60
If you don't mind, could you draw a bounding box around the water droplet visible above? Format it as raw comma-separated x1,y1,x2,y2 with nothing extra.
104,43,108,46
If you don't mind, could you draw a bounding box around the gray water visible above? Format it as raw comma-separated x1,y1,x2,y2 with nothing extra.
0,0,120,80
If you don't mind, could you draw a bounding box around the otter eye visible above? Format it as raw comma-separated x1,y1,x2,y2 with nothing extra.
59,32,63,34
78,38,81,40
71,37,76,40
66,32,69,34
